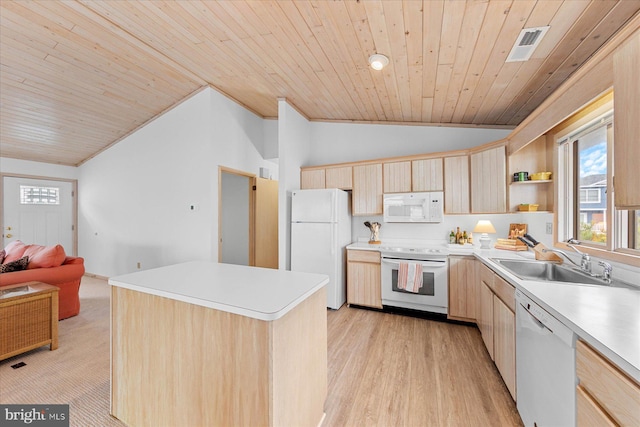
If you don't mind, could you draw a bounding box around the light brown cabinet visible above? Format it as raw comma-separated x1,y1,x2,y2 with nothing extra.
325,166,353,190
576,339,640,426
412,158,444,191
300,169,325,189
477,263,516,400
448,256,477,322
444,155,470,214
613,31,640,209
383,161,412,193
352,163,383,216
493,280,516,401
470,145,507,213
347,250,382,309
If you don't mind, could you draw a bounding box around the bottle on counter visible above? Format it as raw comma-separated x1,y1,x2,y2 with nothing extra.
449,230,456,244
456,227,462,244
462,230,468,245
468,232,473,245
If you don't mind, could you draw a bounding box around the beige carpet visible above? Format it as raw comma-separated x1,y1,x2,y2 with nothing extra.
0,276,125,427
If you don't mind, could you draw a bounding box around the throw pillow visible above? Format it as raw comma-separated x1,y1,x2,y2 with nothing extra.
24,244,66,269
2,240,27,264
0,249,5,264
0,256,29,274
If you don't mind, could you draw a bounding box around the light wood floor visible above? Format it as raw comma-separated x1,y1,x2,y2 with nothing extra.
324,306,523,427
1,277,522,426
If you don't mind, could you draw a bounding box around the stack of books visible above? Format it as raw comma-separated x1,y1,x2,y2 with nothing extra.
494,238,528,251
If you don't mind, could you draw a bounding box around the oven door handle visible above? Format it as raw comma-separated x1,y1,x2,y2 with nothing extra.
381,259,447,268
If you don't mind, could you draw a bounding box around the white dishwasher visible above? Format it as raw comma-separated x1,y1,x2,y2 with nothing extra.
515,289,576,427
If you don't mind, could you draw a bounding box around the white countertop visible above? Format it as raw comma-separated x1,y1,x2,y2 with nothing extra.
476,249,640,383
108,261,329,321
348,240,640,382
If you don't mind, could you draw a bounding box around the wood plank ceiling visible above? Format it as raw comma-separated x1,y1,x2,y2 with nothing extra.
1,1,638,166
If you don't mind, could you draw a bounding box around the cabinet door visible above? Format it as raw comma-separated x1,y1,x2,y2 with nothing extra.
383,161,411,193
478,280,494,360
347,251,382,309
301,169,325,189
448,256,476,321
493,296,516,400
613,31,640,209
444,156,470,213
471,146,506,213
325,166,353,190
412,158,443,192
353,164,383,215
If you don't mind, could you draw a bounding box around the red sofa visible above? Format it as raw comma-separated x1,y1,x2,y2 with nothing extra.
1,241,85,320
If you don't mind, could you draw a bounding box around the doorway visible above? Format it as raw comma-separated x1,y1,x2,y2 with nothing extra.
1,174,77,255
218,167,278,268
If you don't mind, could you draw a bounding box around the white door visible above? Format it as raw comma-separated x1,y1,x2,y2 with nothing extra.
2,176,75,253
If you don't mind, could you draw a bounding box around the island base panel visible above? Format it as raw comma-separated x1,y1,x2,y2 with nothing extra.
110,286,326,427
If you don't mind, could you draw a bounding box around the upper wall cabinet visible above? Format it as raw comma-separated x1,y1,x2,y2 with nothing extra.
613,31,640,209
412,158,444,192
444,155,470,214
325,166,353,190
353,163,383,216
470,145,507,213
383,161,411,193
300,169,325,189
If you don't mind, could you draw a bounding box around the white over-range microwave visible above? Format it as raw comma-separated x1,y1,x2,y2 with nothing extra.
383,191,444,223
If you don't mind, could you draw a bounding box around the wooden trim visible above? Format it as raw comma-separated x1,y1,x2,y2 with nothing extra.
0,173,79,257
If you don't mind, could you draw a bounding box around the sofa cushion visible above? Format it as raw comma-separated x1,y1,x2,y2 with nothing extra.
0,256,29,273
24,244,66,269
0,249,5,264
2,240,27,264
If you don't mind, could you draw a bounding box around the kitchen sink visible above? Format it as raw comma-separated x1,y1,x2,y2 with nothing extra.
490,258,636,289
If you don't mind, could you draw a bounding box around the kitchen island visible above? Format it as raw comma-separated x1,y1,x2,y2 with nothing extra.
108,261,329,427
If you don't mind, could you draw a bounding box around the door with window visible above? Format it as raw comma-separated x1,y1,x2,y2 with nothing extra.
2,176,76,253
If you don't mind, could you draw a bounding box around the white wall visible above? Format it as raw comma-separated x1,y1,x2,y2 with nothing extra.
308,122,511,165
351,212,555,249
79,88,278,277
277,99,312,269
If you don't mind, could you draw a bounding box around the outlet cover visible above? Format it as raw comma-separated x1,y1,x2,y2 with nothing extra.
546,223,553,234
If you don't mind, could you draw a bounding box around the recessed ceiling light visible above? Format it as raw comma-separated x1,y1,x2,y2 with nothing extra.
368,54,389,71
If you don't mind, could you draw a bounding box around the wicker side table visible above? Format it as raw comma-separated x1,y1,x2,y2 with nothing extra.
0,282,59,361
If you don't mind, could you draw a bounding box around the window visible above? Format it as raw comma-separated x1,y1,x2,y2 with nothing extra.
20,185,60,205
579,188,601,204
557,110,639,255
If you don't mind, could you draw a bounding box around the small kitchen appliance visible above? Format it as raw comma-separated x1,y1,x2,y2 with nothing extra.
383,192,444,223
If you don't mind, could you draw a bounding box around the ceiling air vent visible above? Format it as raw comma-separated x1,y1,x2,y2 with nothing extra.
506,26,550,62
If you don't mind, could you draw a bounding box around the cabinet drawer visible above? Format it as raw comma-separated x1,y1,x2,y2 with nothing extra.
479,263,494,291
492,275,515,312
576,340,640,427
576,385,616,427
347,250,380,264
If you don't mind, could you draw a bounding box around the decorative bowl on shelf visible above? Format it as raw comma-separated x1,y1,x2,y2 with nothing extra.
530,172,552,180
518,204,539,211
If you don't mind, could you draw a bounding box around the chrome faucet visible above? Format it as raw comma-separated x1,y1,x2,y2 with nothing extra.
598,261,613,284
542,239,591,274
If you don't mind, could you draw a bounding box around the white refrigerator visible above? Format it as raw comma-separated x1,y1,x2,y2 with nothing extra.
291,189,351,309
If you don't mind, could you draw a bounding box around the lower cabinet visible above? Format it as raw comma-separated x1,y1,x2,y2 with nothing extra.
576,339,640,426
477,263,516,400
448,256,478,322
347,249,382,309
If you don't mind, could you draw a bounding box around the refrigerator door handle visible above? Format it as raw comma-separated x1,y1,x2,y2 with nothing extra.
331,227,336,256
